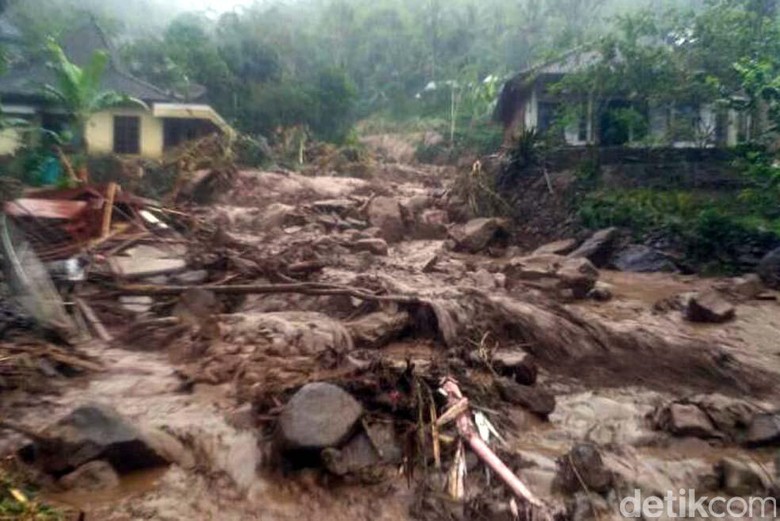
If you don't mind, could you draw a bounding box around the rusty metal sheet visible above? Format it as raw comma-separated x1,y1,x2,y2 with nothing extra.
4,198,89,220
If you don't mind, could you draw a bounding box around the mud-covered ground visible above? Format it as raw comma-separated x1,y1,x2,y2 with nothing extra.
2,153,779,521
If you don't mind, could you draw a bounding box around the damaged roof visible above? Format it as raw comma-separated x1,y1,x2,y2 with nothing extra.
0,17,174,103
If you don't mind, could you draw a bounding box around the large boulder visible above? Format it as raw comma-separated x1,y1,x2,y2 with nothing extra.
757,246,780,289
611,245,677,273
368,197,405,243
653,403,720,439
278,383,363,451
567,228,619,267
555,443,613,494
744,412,780,447
449,218,505,253
26,404,169,475
685,291,736,324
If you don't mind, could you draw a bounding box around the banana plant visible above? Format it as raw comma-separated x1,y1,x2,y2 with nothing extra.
41,39,147,155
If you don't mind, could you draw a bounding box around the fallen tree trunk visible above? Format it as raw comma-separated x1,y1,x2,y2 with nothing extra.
115,282,429,304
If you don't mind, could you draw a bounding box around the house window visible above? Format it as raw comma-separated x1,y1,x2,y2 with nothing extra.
113,116,141,154
537,102,559,135
578,103,588,142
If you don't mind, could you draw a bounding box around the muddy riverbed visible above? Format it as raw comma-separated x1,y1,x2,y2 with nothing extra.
2,161,780,520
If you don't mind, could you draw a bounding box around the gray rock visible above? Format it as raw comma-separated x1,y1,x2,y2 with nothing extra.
368,197,405,243
495,378,555,418
567,228,619,267
321,432,379,476
685,291,736,323
58,460,120,492
556,257,599,299
718,457,772,496
278,383,363,450
612,245,677,273
533,239,579,256
556,443,612,494
491,350,538,385
654,403,720,439
30,404,169,475
744,413,780,447
757,247,780,289
353,238,389,256
449,218,504,253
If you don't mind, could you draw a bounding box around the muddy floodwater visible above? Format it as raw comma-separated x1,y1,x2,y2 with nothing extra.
2,158,779,521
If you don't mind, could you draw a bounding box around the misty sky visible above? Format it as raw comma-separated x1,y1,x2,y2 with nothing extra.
174,0,255,13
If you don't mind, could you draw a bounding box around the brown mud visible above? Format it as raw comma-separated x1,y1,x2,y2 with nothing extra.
2,154,780,520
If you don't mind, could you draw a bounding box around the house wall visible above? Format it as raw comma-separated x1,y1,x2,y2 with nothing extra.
86,107,164,158
0,128,23,156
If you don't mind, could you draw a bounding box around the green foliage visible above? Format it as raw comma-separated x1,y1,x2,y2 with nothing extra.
734,146,780,217
579,187,780,271
43,41,146,151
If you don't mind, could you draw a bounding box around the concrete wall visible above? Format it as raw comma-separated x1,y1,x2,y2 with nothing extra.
86,108,164,158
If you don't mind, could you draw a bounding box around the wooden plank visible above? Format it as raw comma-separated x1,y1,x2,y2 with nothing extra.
101,182,118,238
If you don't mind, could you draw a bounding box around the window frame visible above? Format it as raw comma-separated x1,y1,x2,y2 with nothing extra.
113,115,141,155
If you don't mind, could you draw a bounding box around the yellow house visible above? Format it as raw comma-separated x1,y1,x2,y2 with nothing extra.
0,20,233,158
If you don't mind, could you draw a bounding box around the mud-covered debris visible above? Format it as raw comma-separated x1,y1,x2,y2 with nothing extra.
353,238,389,256
685,290,736,323
555,443,612,494
345,310,410,349
278,382,363,451
491,350,538,385
58,460,120,492
494,378,555,418
744,412,780,447
757,246,780,289
611,244,677,273
533,238,579,256
653,402,720,439
717,457,772,496
367,196,405,243
567,227,619,268
24,403,170,475
449,217,505,253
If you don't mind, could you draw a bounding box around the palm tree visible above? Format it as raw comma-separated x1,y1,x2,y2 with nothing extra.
42,40,147,156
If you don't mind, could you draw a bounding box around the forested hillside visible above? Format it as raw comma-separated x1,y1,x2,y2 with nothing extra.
4,0,703,143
